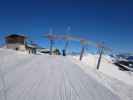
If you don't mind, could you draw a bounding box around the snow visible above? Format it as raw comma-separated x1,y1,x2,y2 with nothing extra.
69,54,133,100
0,48,120,100
71,54,133,85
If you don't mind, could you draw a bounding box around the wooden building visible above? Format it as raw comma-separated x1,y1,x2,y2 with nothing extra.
5,34,27,51
5,34,37,54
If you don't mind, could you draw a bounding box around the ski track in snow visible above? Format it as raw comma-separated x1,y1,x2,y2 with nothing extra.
0,49,121,100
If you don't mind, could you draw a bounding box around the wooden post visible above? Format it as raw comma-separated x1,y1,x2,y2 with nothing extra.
96,47,104,70
79,46,85,61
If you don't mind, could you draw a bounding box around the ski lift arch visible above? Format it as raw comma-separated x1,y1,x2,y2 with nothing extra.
44,33,112,70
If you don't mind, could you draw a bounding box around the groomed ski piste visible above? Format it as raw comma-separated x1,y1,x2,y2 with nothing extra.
0,48,133,100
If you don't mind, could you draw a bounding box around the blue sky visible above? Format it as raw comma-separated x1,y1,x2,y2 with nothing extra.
0,0,132,53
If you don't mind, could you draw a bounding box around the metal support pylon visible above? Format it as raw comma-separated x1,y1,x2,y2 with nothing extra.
62,40,69,56
79,46,85,61
96,47,104,70
50,39,54,55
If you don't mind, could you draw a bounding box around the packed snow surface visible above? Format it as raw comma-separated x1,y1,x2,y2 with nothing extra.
70,54,133,100
0,48,120,100
72,54,133,85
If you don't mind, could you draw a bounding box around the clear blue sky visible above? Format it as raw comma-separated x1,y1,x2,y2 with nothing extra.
0,0,132,53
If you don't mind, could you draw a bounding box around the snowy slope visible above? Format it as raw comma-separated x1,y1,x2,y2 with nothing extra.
72,54,133,86
0,48,120,100
69,54,133,100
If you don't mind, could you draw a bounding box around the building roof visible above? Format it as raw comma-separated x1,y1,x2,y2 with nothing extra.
5,34,26,39
26,43,38,49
